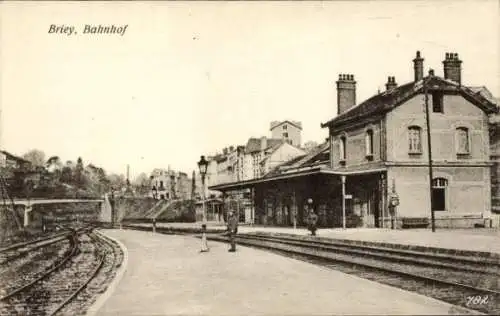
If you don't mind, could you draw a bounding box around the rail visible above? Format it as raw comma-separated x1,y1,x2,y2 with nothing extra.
207,233,500,314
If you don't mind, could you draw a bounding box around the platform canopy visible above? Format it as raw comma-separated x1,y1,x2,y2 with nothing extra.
208,165,387,192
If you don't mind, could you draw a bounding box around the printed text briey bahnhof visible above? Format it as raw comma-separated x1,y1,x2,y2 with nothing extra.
48,24,129,36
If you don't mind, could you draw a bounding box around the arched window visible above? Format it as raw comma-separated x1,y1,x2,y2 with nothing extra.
408,126,422,154
365,130,374,157
339,136,346,161
432,178,448,211
456,127,470,154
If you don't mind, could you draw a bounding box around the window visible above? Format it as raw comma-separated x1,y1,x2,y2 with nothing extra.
432,91,443,113
283,132,288,138
456,127,470,155
408,126,422,154
365,130,374,158
432,178,448,211
339,136,346,162
283,125,287,130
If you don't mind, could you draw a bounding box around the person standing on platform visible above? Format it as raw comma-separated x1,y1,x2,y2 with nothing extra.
307,209,319,236
227,210,238,252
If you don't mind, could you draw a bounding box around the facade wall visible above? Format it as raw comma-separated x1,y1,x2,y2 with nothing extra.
330,121,383,169
205,160,218,188
261,143,306,175
271,122,302,147
388,166,491,225
386,94,490,163
237,153,253,181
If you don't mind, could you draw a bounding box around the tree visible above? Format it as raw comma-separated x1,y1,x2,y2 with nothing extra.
74,157,85,188
303,141,319,153
60,166,73,184
132,172,149,195
23,149,46,167
191,170,196,200
107,173,126,190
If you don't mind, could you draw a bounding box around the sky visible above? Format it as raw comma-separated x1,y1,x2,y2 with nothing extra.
1,0,499,179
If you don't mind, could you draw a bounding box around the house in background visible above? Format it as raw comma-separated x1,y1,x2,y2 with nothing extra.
259,141,306,176
150,168,192,200
270,120,302,147
0,150,31,170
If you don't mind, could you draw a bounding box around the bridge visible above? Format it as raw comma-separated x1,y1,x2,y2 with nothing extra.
6,198,107,227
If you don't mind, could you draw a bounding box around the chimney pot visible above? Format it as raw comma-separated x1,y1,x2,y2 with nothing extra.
413,50,424,82
443,51,462,84
385,76,398,91
429,69,434,76
338,74,342,80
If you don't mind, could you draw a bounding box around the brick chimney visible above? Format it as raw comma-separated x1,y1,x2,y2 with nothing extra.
336,74,356,115
385,76,398,91
443,52,462,85
260,136,267,151
413,51,424,82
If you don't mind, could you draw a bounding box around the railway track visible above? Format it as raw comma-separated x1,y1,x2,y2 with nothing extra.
0,228,123,316
54,230,125,316
0,230,74,265
207,233,500,315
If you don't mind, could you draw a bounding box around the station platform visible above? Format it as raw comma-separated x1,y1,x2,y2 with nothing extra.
90,229,477,315
124,221,500,255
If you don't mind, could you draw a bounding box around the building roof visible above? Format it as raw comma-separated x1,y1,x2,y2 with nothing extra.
263,142,329,177
259,141,306,165
270,120,303,131
469,86,499,106
245,137,283,153
321,76,499,130
0,150,30,164
290,141,329,168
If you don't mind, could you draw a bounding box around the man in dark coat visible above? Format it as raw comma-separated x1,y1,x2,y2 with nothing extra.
307,210,319,236
227,210,238,252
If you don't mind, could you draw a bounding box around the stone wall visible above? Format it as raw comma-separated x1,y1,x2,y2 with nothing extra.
115,197,158,222
30,202,102,229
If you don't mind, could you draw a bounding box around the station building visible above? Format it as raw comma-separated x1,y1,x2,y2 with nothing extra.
209,51,499,228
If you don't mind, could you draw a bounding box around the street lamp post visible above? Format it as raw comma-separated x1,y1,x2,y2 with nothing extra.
151,186,157,200
198,156,208,223
197,155,209,252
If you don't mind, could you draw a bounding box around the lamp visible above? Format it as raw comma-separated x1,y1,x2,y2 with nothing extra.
197,155,209,252
151,186,157,200
197,155,208,222
198,155,208,178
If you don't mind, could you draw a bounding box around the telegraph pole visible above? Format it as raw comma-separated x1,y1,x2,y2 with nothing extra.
424,76,436,232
